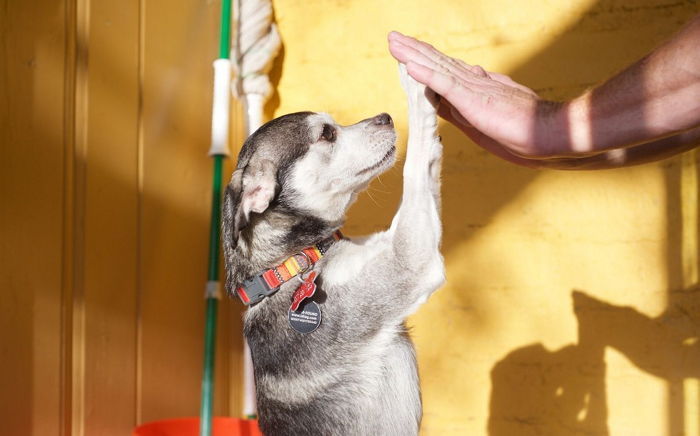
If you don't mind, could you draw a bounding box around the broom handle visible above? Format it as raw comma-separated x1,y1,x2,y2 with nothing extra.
200,0,233,435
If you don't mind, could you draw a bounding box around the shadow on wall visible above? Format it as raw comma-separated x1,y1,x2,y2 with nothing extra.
483,2,699,435
489,288,700,435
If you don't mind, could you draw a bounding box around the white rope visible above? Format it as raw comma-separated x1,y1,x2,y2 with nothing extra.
233,0,281,133
232,0,282,418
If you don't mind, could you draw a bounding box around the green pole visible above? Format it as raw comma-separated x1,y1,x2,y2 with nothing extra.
200,0,232,435
200,156,224,436
219,0,232,59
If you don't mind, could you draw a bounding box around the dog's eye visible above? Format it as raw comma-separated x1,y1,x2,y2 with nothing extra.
320,124,336,142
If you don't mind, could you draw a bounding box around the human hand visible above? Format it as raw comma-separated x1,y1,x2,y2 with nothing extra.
388,31,567,162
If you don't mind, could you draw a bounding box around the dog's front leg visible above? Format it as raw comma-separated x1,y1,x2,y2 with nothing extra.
327,65,444,323
388,64,445,306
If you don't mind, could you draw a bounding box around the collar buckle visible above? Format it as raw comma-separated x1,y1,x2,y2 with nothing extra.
237,275,278,306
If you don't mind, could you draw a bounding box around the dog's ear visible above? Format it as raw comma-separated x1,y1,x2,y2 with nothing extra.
222,168,243,254
239,159,277,220
222,159,277,248
222,168,243,294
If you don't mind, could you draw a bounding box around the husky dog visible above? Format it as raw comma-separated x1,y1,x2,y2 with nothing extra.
222,65,444,436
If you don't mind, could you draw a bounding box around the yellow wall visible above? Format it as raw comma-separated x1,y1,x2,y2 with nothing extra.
2,0,700,435
271,1,700,435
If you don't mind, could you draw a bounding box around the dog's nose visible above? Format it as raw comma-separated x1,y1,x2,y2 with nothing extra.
372,113,393,126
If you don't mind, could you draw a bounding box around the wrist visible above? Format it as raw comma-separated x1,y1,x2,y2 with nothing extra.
523,97,588,158
519,99,569,158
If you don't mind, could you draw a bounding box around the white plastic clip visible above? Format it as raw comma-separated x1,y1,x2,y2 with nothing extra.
208,59,232,157
205,280,222,299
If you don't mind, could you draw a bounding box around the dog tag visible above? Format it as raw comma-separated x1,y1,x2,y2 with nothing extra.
290,271,318,312
288,301,322,334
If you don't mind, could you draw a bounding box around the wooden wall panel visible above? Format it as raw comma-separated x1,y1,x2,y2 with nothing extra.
78,1,142,435
0,1,68,435
1,0,245,434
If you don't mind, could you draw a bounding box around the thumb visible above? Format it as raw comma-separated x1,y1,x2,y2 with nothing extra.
438,100,472,128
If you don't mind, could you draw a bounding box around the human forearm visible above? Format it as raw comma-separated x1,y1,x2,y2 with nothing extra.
560,15,700,155
536,126,700,170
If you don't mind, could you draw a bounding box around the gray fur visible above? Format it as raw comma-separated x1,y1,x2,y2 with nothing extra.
222,68,444,436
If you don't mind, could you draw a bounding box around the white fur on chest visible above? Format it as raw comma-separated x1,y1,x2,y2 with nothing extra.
320,235,390,287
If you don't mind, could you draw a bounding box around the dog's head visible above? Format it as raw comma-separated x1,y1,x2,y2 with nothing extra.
222,111,396,284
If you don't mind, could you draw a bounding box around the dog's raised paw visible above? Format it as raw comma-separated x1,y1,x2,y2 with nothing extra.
398,63,414,94
399,63,438,122
399,63,439,147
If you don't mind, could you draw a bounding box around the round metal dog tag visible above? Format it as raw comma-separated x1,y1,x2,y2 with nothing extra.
288,301,322,334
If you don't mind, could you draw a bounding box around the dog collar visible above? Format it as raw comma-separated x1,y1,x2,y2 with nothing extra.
234,231,343,306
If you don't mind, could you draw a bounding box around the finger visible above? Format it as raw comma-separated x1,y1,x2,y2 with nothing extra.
387,30,406,41
471,65,489,78
390,32,517,91
453,58,533,92
413,44,487,84
388,38,436,70
449,105,470,127
389,38,465,83
456,59,497,79
388,31,431,51
455,58,475,71
437,101,471,127
454,58,491,77
390,32,492,86
388,32,459,74
486,72,538,95
437,100,455,122
406,61,472,111
388,31,433,60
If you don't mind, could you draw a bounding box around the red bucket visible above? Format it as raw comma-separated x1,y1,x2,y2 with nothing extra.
133,417,261,436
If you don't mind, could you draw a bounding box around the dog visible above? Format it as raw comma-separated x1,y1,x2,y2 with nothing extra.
222,65,445,435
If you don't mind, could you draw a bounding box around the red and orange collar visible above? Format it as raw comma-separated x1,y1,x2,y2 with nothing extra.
234,231,343,306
